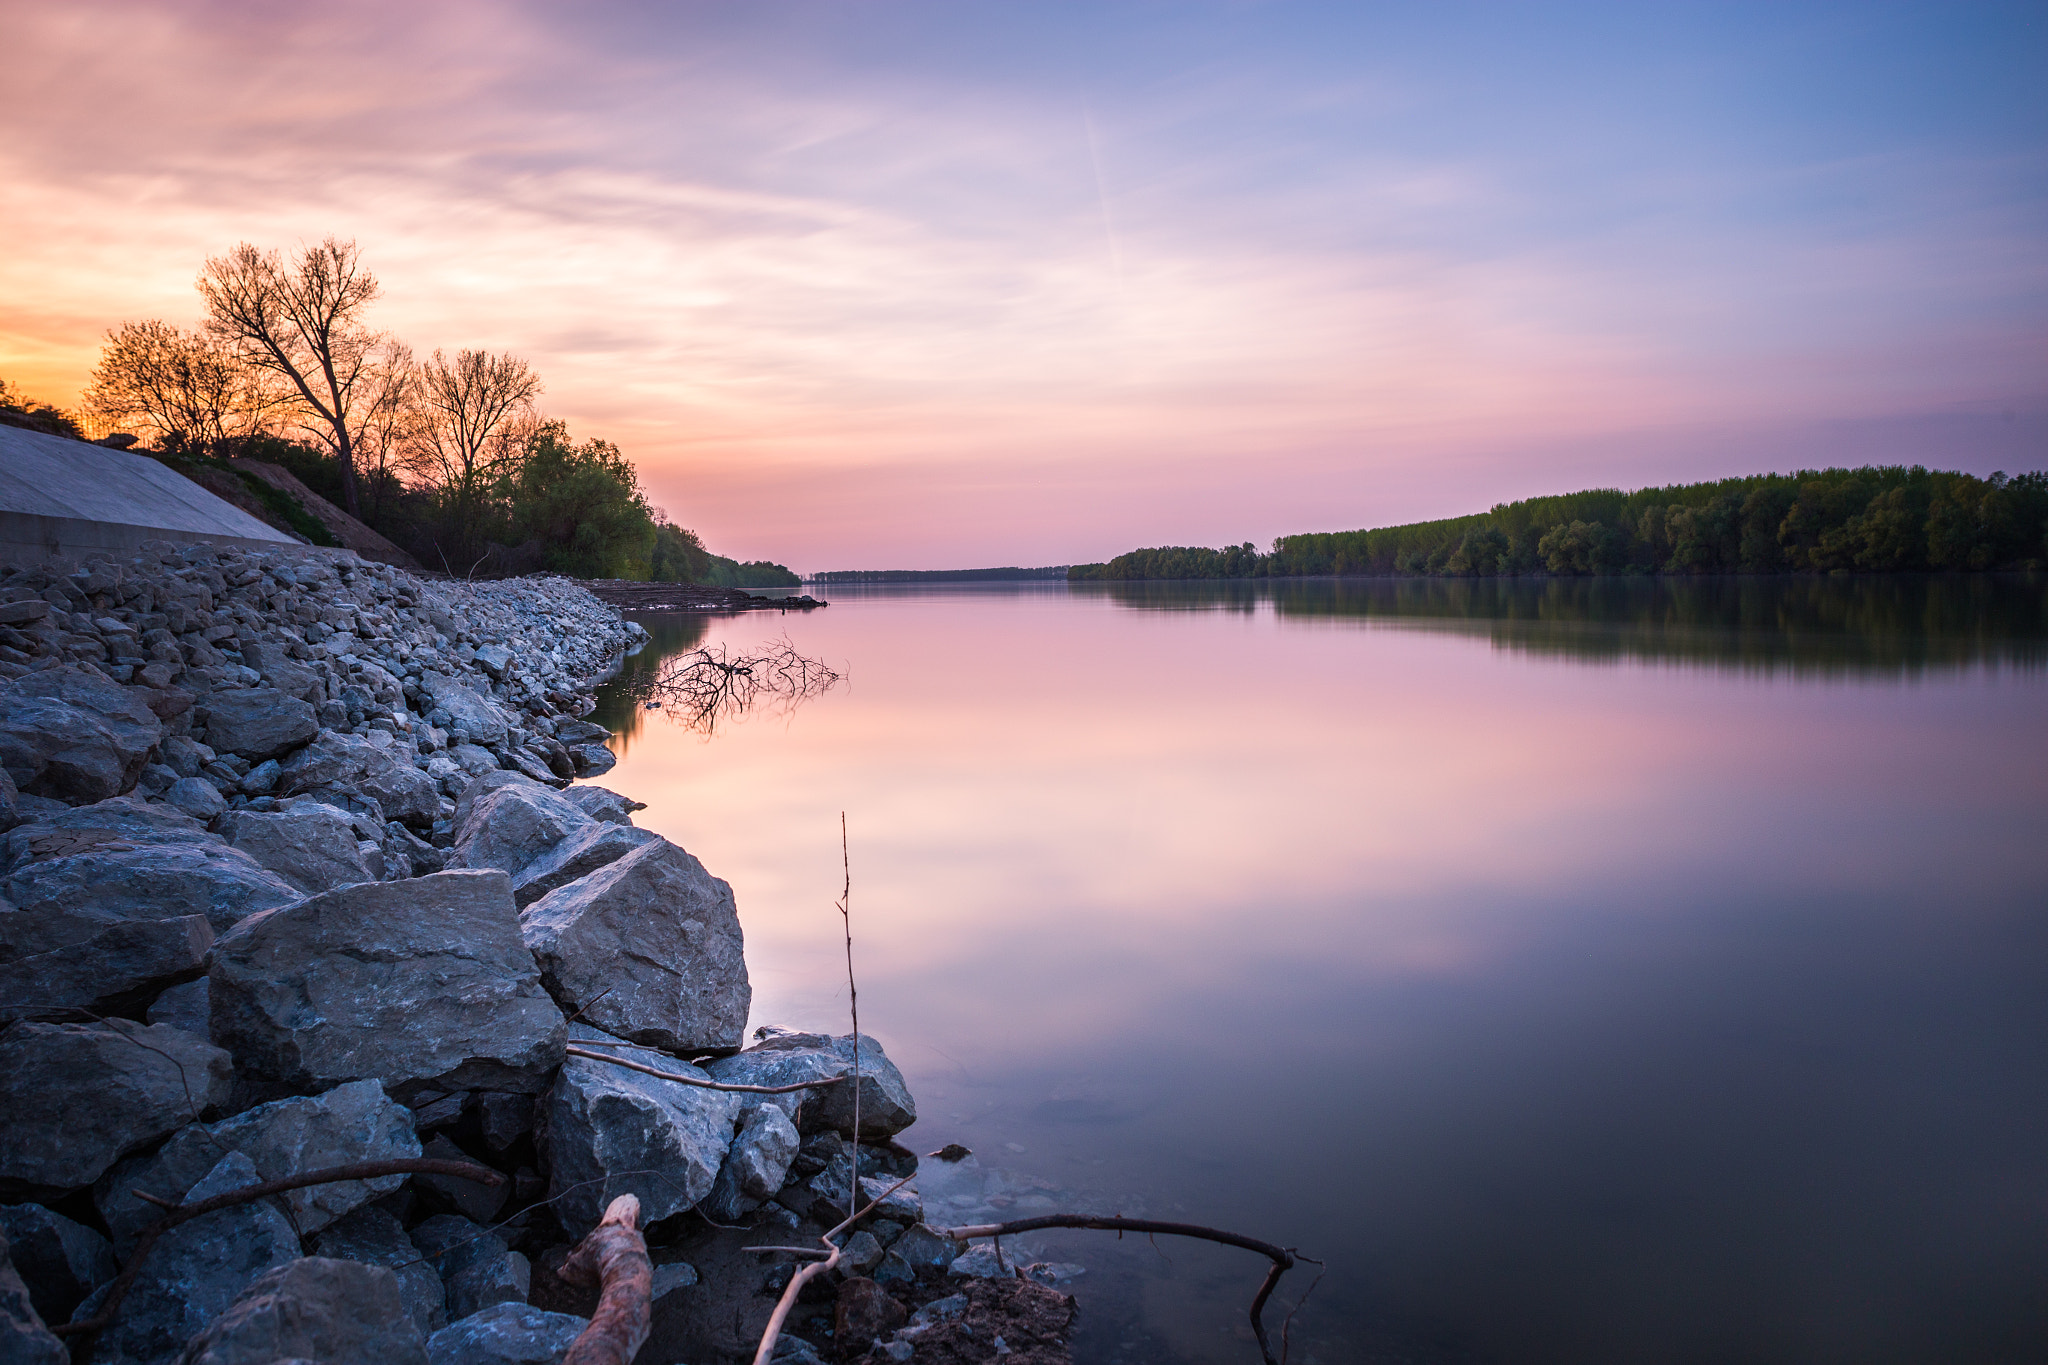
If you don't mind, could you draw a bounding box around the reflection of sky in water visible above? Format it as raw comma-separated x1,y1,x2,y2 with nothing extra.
593,581,2047,1364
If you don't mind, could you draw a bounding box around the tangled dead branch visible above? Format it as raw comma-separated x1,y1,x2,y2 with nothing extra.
935,1214,1314,1365
59,1157,504,1360
629,636,841,733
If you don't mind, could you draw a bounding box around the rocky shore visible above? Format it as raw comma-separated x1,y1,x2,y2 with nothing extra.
0,541,1071,1364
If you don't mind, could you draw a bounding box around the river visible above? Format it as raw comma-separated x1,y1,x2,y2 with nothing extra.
590,574,2047,1365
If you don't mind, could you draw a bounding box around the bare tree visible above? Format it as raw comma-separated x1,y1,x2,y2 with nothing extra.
197,237,382,515
82,319,287,451
412,347,543,551
351,340,420,527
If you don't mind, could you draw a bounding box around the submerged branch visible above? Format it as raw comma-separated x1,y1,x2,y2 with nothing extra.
628,636,840,733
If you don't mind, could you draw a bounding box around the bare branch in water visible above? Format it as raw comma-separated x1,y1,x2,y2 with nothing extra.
628,636,840,733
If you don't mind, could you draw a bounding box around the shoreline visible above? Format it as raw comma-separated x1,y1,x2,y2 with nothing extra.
0,541,1051,1365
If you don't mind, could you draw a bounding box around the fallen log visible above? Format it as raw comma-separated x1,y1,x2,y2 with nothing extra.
560,1193,653,1365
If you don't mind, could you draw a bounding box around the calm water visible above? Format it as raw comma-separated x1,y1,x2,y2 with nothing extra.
590,576,2048,1365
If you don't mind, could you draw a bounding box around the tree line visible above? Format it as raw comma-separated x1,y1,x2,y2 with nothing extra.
6,237,794,586
1069,466,2048,581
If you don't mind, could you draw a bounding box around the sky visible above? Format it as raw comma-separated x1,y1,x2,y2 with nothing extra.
1,1,2043,570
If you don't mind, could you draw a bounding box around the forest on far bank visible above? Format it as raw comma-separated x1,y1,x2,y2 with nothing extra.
1070,465,2048,581
0,237,797,588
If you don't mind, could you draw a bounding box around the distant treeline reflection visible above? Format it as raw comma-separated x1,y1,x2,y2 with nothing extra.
1078,574,2048,675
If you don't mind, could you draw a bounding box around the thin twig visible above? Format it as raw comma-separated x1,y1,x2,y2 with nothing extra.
838,810,860,1222
934,1214,1304,1365
564,1045,847,1094
749,1174,917,1365
58,1158,503,1356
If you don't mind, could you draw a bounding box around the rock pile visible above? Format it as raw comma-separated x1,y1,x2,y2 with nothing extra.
0,540,1019,1364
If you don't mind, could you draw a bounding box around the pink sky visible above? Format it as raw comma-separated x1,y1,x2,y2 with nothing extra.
2,1,2042,570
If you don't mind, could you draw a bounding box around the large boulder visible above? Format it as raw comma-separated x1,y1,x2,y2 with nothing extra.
175,1257,429,1365
0,1204,115,1325
215,805,373,895
703,1103,801,1222
276,730,440,826
0,1020,232,1197
0,1230,65,1365
0,843,300,955
70,1152,300,1365
540,1025,741,1237
0,796,210,873
509,821,658,908
96,1079,421,1252
522,838,750,1053
209,870,566,1102
451,783,590,880
0,667,162,804
0,913,212,1025
310,1205,446,1338
200,688,318,762
703,1032,916,1140
425,1302,588,1365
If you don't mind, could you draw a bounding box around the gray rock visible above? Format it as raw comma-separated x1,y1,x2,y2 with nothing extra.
0,795,209,873
74,1152,299,1365
509,821,658,908
0,1019,232,1197
889,1224,960,1273
946,1243,1013,1279
0,667,162,803
200,688,318,762
146,977,210,1034
175,1257,428,1365
384,821,447,876
236,640,321,702
309,1205,447,1337
704,1104,801,1222
215,805,372,895
521,838,750,1053
770,1333,824,1364
420,675,510,747
97,1079,421,1252
0,1204,115,1325
839,1230,885,1276
236,758,280,795
650,1261,698,1303
161,775,227,821
568,744,615,777
424,1301,586,1365
410,1216,528,1322
0,913,211,1025
561,785,640,825
540,1025,740,1238
0,769,18,835
277,730,440,826
209,870,566,1103
1,843,299,955
416,1134,505,1225
702,1032,916,1140
447,744,503,780
0,1230,65,1365
472,644,513,678
474,1092,533,1157
451,782,591,881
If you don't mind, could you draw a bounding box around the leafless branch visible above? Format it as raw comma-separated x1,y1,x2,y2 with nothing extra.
563,1045,847,1094
559,1193,653,1365
629,636,841,733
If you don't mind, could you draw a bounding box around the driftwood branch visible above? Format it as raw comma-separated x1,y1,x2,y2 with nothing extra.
631,636,841,733
58,1157,504,1358
749,1174,917,1365
560,1193,653,1365
564,1045,847,1094
935,1215,1304,1365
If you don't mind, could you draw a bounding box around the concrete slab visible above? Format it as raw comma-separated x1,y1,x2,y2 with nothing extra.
0,424,300,563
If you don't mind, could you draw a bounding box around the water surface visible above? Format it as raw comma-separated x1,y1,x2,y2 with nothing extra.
592,575,2047,1365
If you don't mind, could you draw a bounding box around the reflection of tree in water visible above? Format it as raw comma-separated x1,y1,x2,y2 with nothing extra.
1078,574,2048,676
592,615,840,751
